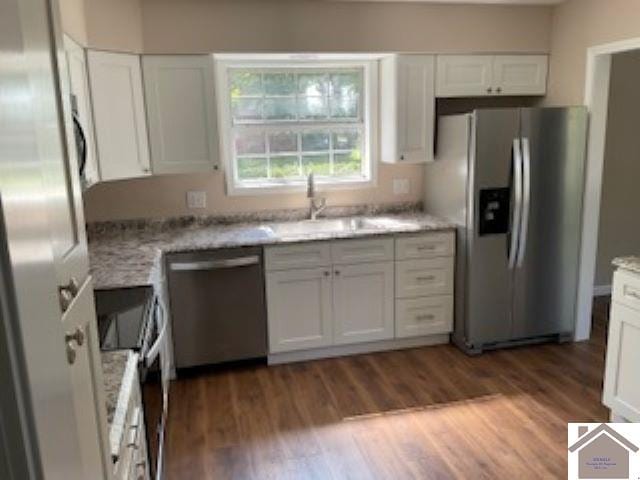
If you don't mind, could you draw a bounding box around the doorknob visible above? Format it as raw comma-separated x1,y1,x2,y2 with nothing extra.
65,326,85,365
58,277,80,313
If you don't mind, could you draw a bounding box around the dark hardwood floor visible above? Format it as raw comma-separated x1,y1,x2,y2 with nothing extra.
165,300,610,479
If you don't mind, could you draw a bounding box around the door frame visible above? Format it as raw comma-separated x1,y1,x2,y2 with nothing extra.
576,37,640,341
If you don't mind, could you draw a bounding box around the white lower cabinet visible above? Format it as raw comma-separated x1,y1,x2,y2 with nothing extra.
265,233,455,357
333,262,394,345
603,269,640,422
266,267,333,353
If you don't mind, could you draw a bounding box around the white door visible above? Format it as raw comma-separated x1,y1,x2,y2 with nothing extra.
61,278,111,479
87,50,151,181
492,55,548,96
396,55,436,163
332,262,394,345
143,55,220,174
266,267,333,353
603,301,640,421
436,55,494,97
63,35,100,186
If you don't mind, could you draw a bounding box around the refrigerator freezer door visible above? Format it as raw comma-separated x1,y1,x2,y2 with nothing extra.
466,109,521,346
513,107,587,339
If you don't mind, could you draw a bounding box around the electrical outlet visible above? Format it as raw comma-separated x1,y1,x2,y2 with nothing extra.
186,190,207,209
393,178,410,195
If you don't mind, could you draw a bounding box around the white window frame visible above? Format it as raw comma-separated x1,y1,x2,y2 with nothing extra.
214,54,379,195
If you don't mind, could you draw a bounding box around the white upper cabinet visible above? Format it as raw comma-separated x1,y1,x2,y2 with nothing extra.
492,55,548,96
63,35,100,187
436,55,548,97
142,55,220,174
380,54,436,164
436,55,494,97
87,50,151,181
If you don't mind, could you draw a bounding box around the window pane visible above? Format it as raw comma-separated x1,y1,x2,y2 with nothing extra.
302,154,331,176
299,96,328,119
238,157,268,180
270,156,300,178
235,131,265,155
298,74,328,96
264,73,296,95
330,95,358,119
301,132,330,152
268,132,297,153
333,130,360,150
331,72,360,97
264,98,296,120
230,71,262,96
232,98,262,122
334,151,362,175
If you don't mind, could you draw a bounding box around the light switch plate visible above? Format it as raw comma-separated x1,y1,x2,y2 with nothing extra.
393,178,410,195
186,190,207,209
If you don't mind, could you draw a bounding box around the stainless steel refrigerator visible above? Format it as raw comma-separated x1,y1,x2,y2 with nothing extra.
425,108,588,354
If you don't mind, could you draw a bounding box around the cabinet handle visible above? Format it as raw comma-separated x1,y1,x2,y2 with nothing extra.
625,289,640,301
334,270,340,276
400,155,405,161
416,314,435,321
496,87,502,94
416,275,435,282
323,271,330,277
487,87,493,94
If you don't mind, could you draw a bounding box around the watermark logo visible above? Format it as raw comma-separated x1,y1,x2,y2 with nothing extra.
568,423,640,479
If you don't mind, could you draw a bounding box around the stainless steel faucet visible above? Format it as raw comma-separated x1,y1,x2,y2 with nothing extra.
307,172,327,220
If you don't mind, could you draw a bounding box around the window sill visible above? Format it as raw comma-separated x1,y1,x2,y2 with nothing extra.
226,177,376,196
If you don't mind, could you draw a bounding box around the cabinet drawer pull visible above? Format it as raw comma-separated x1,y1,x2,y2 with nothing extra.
416,275,435,282
415,314,435,321
625,289,640,301
417,245,436,251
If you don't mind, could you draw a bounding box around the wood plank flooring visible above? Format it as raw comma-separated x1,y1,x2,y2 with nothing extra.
165,301,610,479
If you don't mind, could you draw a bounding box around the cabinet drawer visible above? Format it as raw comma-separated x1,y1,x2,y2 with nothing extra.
395,232,454,260
396,258,454,298
396,296,453,338
613,270,640,313
331,238,394,265
265,242,331,271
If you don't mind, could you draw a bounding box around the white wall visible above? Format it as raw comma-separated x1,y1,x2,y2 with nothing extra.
594,50,640,287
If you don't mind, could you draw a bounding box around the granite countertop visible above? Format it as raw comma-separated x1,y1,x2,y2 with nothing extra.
613,256,640,275
89,206,456,290
101,350,139,461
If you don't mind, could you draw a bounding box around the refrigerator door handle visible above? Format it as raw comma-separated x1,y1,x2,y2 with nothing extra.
517,137,532,268
508,138,523,269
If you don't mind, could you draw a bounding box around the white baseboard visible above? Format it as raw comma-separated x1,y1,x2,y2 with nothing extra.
593,284,612,296
268,333,450,365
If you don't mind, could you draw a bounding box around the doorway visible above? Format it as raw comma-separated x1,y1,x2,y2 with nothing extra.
577,38,640,341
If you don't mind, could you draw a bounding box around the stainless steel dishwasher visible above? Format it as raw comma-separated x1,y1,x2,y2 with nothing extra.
166,247,267,369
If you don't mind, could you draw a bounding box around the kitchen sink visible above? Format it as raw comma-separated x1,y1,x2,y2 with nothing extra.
267,217,383,238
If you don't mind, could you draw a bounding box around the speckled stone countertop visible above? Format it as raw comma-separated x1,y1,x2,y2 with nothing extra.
88,205,456,290
613,256,640,275
101,350,139,461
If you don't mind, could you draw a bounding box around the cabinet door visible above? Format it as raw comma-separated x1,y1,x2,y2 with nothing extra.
436,55,494,97
492,55,548,96
88,50,151,181
333,262,394,345
380,54,435,164
143,55,220,174
397,55,435,163
603,302,640,421
63,35,100,186
266,267,333,353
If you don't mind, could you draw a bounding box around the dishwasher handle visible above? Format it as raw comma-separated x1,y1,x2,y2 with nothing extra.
169,255,260,272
